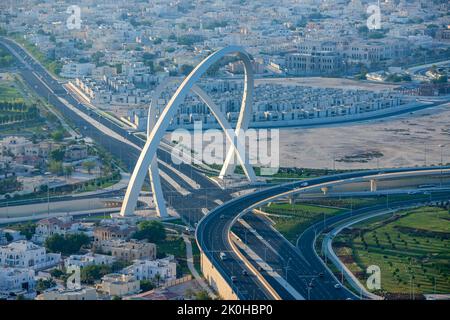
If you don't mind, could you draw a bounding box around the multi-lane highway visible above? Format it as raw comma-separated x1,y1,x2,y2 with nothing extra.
0,36,274,298
2,36,450,300
197,167,450,299
0,36,233,225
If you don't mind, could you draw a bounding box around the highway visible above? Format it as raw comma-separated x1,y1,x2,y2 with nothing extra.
0,36,234,225
196,167,450,300
3,36,450,300
297,191,450,299
0,36,277,299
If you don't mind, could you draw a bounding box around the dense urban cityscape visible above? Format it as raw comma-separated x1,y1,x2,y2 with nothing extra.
0,0,449,309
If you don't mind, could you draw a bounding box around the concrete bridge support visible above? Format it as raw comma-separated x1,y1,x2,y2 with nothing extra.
370,179,378,192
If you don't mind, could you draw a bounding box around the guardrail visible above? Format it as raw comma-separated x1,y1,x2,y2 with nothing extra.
195,166,450,300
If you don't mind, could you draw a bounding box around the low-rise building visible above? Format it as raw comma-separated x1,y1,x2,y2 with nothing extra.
0,241,61,270
0,267,35,299
65,253,116,268
36,287,97,300
0,230,7,245
64,145,88,161
98,273,140,297
60,62,95,78
32,217,82,244
93,225,136,246
121,255,176,283
0,229,25,242
96,239,156,262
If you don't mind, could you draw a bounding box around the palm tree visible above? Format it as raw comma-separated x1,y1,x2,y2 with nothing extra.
154,273,162,287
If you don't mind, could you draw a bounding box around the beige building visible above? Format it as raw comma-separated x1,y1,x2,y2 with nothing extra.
36,287,97,300
98,273,140,297
93,225,136,246
96,239,156,262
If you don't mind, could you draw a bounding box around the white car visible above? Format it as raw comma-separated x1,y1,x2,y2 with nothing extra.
334,284,341,289
300,182,309,187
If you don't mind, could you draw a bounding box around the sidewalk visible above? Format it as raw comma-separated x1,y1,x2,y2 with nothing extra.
182,234,217,299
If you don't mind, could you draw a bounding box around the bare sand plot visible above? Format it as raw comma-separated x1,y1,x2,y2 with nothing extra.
256,77,401,91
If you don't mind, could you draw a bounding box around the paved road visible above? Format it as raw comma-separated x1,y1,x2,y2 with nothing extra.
296,192,450,299
3,37,450,300
0,37,273,298
0,36,233,224
197,167,450,300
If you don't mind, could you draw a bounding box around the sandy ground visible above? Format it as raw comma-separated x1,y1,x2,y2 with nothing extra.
278,102,450,170
164,102,450,171
255,77,401,91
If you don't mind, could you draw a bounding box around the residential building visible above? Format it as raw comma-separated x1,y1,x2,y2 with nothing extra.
98,273,140,297
60,62,95,78
285,51,342,75
0,267,35,299
96,239,156,262
93,225,136,245
121,255,176,283
0,229,25,242
32,217,82,244
36,287,97,300
64,144,88,162
0,230,7,245
65,253,116,268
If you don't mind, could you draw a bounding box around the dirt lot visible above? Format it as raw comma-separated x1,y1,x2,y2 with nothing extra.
278,102,450,170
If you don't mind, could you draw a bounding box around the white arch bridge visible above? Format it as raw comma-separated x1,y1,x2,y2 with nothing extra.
120,46,257,217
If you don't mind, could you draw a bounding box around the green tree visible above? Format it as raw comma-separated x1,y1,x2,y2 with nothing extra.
5,232,13,242
82,161,96,174
80,265,111,284
64,165,74,178
140,280,154,292
50,147,66,162
36,279,56,292
48,160,63,175
195,290,212,300
133,221,166,243
15,223,36,240
179,64,194,75
45,233,91,255
50,268,65,279
51,130,64,141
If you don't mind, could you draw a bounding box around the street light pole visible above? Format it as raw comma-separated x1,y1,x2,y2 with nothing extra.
439,144,445,188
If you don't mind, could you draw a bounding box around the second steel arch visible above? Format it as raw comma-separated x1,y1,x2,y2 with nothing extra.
120,46,256,216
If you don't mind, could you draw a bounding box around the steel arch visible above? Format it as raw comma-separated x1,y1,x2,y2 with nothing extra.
120,46,256,216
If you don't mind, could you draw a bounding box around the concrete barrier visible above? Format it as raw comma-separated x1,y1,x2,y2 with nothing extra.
200,253,239,300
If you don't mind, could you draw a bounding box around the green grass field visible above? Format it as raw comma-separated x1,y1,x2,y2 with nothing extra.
267,203,344,244
334,206,450,298
0,82,25,101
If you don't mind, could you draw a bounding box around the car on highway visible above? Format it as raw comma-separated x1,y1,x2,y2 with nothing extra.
231,276,237,283
318,272,324,277
334,284,341,289
242,270,248,276
219,252,227,261
300,182,309,187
